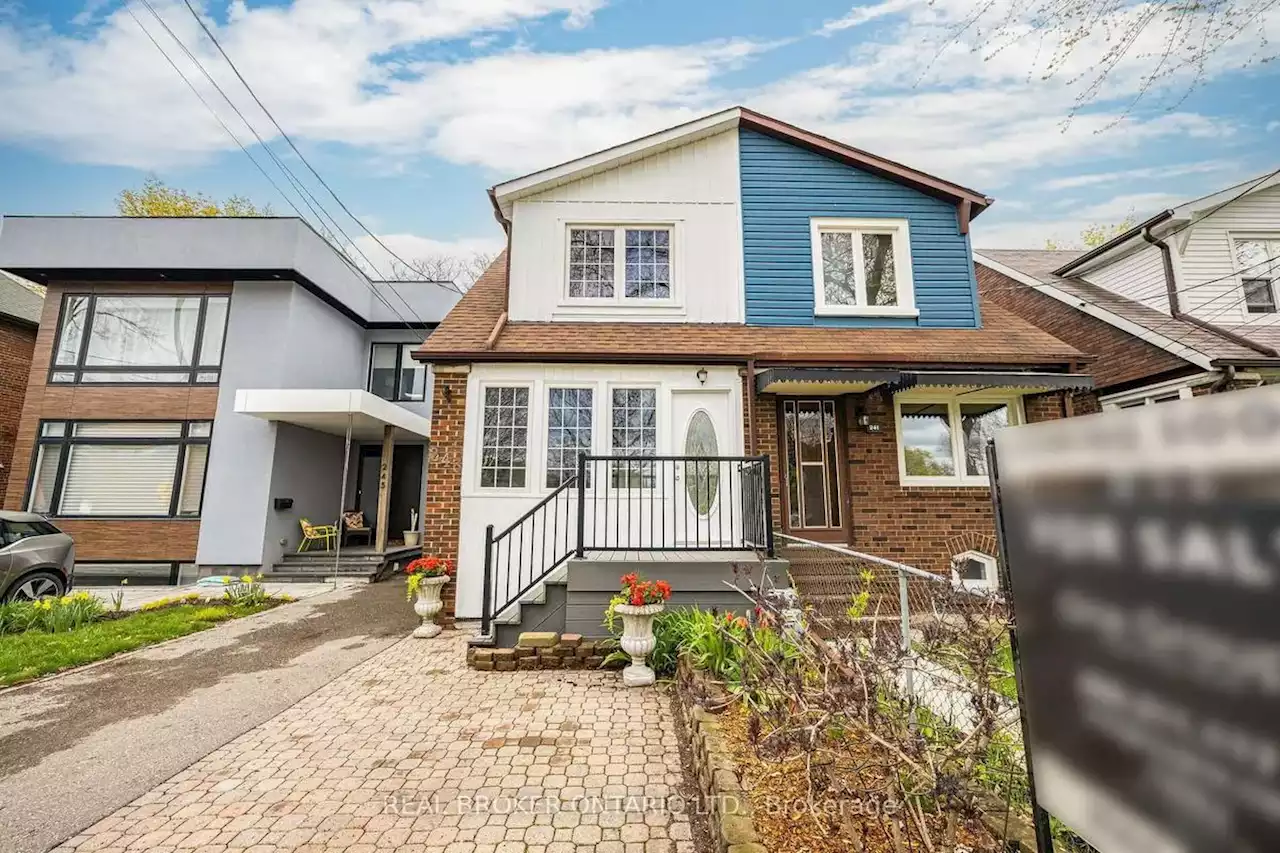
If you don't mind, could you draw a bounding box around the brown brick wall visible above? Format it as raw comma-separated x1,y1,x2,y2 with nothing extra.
976,263,1196,392
0,318,37,502
424,369,468,625
3,281,228,562
755,389,1069,573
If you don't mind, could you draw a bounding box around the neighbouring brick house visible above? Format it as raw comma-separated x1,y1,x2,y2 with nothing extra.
416,107,1092,642
976,250,1280,409
0,271,42,501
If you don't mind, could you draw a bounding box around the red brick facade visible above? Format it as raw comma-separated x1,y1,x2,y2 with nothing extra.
976,263,1196,393
0,317,38,502
754,388,1068,574
424,368,468,625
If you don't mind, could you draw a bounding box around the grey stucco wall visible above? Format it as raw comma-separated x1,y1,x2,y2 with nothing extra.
263,423,347,564
197,281,367,568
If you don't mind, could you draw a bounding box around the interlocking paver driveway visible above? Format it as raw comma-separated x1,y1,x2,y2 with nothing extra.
55,631,696,853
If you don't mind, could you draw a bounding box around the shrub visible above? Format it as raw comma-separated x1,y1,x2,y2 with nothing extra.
0,593,106,634
223,574,270,606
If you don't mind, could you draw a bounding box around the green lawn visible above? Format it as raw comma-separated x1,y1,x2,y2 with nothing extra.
0,601,275,687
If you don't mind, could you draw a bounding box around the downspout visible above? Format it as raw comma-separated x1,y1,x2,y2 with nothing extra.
1142,226,1280,358
1210,364,1237,394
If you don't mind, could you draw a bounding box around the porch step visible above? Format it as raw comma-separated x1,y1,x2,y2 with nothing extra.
491,565,570,649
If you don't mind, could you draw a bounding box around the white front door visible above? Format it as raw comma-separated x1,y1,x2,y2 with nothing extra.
669,390,733,547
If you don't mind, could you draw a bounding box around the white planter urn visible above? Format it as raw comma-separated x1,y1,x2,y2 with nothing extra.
615,602,665,687
412,575,449,638
403,530,420,548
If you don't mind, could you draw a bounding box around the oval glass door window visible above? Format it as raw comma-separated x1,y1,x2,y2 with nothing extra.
684,410,719,515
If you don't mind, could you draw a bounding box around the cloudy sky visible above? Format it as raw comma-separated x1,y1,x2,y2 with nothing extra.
1,0,1276,275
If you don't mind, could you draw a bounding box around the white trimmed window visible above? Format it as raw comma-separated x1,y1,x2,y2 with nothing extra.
479,387,530,489
896,398,1017,485
952,550,998,591
609,388,657,488
1233,236,1280,314
27,421,211,517
811,218,916,317
567,226,672,302
545,387,593,488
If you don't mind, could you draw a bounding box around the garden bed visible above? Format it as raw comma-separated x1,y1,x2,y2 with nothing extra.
0,578,291,687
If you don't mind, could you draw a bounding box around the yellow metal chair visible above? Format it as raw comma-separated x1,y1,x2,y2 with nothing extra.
298,518,337,553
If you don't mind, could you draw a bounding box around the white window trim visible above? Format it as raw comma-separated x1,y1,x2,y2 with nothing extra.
543,384,597,491
474,381,536,494
1228,231,1280,316
1099,373,1216,410
894,394,1022,487
605,382,662,493
561,223,679,308
810,217,917,318
951,550,998,592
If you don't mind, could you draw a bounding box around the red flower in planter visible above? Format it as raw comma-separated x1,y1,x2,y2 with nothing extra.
618,572,672,606
406,556,453,578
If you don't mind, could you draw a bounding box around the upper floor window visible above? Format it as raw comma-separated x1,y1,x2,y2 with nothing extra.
369,343,426,402
27,420,211,518
1234,237,1280,314
567,226,672,302
51,293,229,385
811,218,916,318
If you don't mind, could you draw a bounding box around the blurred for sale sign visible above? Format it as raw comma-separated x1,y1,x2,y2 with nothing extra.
993,385,1280,853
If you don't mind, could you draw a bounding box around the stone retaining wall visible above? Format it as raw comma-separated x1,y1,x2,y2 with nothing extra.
465,632,620,671
675,658,767,853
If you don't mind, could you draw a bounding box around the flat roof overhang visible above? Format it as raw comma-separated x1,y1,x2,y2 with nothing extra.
234,389,431,441
755,367,1095,395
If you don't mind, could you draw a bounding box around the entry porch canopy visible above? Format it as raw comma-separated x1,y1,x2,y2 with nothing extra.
754,367,1095,395
235,389,431,555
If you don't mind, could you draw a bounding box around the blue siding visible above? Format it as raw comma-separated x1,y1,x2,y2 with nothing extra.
739,129,981,328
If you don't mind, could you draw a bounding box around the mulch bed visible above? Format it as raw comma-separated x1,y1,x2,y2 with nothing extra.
717,702,1002,853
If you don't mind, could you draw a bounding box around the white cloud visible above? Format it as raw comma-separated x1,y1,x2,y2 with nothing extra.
818,0,923,36
1040,161,1239,191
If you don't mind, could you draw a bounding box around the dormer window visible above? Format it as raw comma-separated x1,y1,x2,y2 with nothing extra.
567,226,672,302
811,218,916,318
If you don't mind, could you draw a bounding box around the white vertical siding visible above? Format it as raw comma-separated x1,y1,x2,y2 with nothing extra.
506,129,743,324
454,363,744,617
1083,244,1171,313
1176,184,1280,347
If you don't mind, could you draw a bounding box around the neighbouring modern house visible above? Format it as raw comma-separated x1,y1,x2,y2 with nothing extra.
0,271,42,501
975,174,1280,408
0,216,459,586
416,106,1094,644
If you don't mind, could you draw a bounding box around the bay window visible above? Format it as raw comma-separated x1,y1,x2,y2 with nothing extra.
27,420,212,517
566,226,672,302
896,398,1017,485
811,218,916,317
51,293,230,384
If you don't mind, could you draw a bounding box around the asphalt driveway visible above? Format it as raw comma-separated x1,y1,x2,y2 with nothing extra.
0,578,418,853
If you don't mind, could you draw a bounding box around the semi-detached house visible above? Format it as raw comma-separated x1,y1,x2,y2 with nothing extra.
416,107,1093,641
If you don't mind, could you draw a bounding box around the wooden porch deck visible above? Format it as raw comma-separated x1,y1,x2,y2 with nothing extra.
581,549,761,562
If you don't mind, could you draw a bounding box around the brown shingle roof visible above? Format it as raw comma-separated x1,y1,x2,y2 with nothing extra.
979,249,1263,362
418,253,1084,367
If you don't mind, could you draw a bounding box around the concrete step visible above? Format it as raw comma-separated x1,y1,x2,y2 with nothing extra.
261,570,378,583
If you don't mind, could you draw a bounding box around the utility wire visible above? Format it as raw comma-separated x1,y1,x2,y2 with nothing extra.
178,0,465,297
135,0,425,332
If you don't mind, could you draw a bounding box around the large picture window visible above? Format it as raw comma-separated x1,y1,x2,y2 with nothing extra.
479,387,530,488
567,226,672,302
896,398,1016,485
368,343,427,402
811,218,916,317
51,293,230,384
27,421,212,517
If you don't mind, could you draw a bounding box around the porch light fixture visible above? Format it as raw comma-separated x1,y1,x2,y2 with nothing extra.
696,368,708,385
857,412,882,433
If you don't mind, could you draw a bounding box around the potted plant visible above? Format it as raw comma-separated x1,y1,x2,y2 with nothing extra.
403,508,420,548
405,556,452,638
610,573,672,687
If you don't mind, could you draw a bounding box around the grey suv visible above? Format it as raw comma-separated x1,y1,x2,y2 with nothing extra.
0,510,76,601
